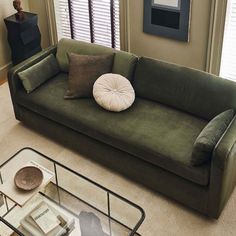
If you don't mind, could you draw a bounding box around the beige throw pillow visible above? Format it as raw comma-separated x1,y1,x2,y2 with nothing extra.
93,73,135,112
64,53,114,99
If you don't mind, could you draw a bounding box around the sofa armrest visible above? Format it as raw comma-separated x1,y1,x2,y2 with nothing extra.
208,116,236,218
8,46,57,119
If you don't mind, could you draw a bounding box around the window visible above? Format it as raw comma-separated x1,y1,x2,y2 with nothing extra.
220,0,236,81
53,0,120,49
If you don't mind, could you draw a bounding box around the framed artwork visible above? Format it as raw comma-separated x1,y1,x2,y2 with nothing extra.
143,0,192,42
152,0,181,10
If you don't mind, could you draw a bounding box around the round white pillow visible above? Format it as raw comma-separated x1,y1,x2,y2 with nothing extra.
93,73,135,112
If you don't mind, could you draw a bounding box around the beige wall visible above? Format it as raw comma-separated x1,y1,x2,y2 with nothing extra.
128,0,212,71
28,0,50,49
0,0,29,80
0,0,213,81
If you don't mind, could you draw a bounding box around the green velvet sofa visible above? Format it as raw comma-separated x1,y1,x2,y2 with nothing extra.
8,39,236,219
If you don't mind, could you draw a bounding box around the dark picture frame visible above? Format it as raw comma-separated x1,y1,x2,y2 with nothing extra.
143,0,192,42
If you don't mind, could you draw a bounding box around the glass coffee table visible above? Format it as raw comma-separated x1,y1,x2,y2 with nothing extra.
0,148,145,236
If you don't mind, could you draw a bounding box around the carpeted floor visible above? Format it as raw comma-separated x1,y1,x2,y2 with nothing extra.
0,82,236,236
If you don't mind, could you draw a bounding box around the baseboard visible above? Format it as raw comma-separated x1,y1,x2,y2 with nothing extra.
0,62,12,83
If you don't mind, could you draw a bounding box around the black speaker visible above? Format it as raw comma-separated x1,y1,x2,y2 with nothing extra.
4,12,42,65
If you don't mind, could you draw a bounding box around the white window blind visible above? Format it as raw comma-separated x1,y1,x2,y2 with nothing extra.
54,0,71,39
53,0,120,49
220,0,236,81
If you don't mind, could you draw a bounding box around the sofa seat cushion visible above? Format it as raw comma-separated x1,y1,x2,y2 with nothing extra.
16,74,210,186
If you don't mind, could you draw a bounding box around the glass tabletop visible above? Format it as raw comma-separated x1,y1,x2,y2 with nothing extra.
0,148,145,236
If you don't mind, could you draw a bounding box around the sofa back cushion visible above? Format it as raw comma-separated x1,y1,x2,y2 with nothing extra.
56,38,138,81
134,57,236,120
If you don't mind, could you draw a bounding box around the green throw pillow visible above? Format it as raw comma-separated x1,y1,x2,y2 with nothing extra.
18,54,60,93
191,109,234,166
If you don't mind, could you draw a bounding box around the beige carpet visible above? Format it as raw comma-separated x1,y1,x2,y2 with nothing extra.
0,82,236,236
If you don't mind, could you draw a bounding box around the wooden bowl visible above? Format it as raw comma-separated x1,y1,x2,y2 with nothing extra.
14,166,43,191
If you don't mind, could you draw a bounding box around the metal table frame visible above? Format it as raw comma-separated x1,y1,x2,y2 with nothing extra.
0,147,145,236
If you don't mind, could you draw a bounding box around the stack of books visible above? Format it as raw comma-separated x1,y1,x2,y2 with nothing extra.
20,201,75,236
